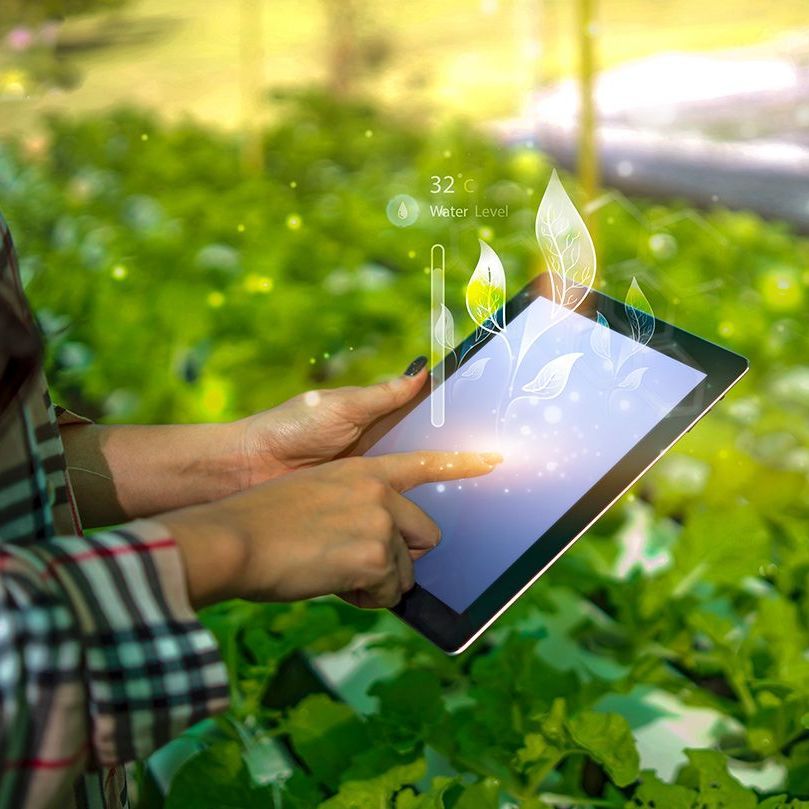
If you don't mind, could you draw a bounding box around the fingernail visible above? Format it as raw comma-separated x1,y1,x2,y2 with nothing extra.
403,355,428,376
478,452,504,466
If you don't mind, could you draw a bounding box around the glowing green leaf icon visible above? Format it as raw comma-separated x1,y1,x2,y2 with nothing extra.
618,277,655,370
625,278,655,347
466,239,506,333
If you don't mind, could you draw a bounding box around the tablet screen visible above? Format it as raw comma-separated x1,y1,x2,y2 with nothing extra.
367,294,706,613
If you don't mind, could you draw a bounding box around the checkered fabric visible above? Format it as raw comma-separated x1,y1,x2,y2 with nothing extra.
0,214,230,809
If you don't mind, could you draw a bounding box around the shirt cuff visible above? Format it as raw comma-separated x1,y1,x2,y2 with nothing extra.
34,519,230,765
54,406,93,427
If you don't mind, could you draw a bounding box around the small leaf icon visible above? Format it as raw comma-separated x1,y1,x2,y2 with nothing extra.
625,278,655,348
433,303,455,351
460,357,490,381
590,310,612,364
617,277,655,371
466,239,506,333
617,366,648,390
522,352,583,399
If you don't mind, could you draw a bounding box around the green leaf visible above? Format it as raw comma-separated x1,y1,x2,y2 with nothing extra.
164,741,272,809
515,731,566,776
567,711,640,787
758,797,809,809
284,694,369,789
678,749,757,809
514,699,569,789
280,770,326,809
453,777,501,809
627,770,697,809
319,752,426,809
673,505,771,587
367,668,445,751
395,776,462,809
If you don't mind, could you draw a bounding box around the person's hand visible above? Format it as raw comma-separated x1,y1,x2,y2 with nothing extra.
161,449,501,610
230,356,429,488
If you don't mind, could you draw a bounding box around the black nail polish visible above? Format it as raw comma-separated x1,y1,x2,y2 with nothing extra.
404,355,428,376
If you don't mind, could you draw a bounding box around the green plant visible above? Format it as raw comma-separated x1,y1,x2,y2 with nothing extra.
2,92,808,806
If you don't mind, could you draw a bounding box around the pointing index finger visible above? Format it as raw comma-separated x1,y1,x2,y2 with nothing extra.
369,450,503,492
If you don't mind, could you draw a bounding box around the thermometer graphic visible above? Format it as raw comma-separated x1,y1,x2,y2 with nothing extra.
430,243,446,428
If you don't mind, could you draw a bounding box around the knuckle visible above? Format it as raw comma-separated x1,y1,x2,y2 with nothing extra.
360,538,391,573
362,477,388,504
335,457,367,485
381,591,402,608
338,456,363,474
402,564,415,592
372,508,395,538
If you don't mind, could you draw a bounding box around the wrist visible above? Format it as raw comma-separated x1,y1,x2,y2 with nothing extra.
159,504,250,609
225,413,289,491
209,420,253,496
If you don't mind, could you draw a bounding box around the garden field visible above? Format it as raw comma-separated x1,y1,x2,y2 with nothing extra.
2,92,809,806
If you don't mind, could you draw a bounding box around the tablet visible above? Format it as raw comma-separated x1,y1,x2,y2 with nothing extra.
364,273,748,654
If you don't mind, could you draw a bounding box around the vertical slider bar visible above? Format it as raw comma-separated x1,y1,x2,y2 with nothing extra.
430,243,446,428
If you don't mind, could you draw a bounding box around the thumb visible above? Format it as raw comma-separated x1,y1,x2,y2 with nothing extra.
345,355,428,423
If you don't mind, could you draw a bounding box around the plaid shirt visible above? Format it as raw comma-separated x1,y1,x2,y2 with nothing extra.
0,215,230,809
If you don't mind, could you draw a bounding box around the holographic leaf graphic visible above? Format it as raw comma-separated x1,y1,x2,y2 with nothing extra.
625,277,655,348
522,352,583,399
617,366,648,391
517,170,596,369
617,277,656,371
433,303,455,351
466,240,506,334
590,310,612,365
536,169,596,310
460,356,490,381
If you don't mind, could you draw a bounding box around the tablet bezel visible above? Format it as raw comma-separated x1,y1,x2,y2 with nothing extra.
384,277,749,654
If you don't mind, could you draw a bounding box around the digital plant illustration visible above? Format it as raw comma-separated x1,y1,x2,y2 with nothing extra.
432,170,658,438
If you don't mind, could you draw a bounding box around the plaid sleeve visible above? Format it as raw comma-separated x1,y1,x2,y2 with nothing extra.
1,519,229,802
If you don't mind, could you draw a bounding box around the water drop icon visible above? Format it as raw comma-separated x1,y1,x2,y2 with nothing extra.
386,194,419,227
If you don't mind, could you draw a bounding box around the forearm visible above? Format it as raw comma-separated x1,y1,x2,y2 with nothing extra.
60,422,245,528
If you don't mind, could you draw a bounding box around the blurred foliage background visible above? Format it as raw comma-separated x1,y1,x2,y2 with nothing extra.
2,1,809,807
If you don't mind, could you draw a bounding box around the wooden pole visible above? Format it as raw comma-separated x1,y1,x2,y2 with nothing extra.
240,0,264,173
576,0,599,236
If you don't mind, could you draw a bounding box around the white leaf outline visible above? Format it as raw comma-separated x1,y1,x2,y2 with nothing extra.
433,303,455,351
617,366,648,390
619,277,655,370
590,310,612,365
460,356,490,381
516,170,597,370
465,239,507,334
521,352,583,399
